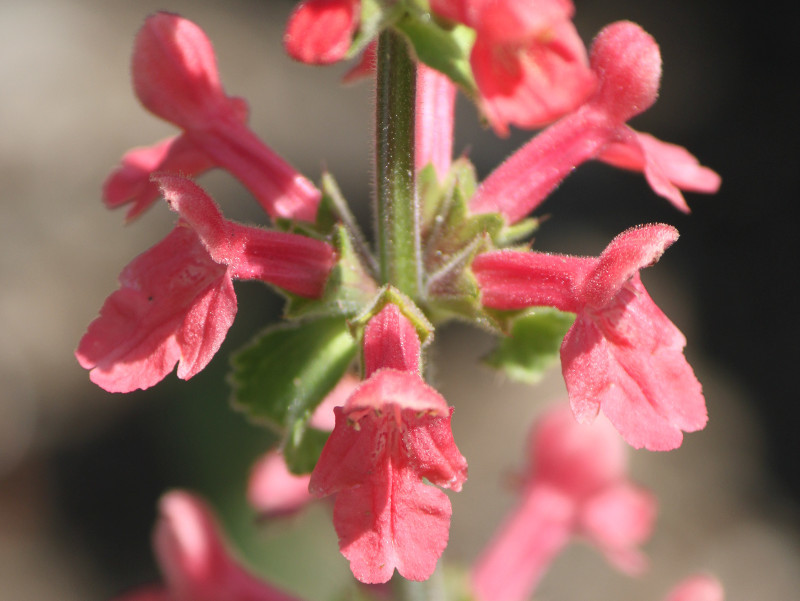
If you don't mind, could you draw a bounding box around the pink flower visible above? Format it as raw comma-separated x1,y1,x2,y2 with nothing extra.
472,405,655,601
664,575,724,601
247,374,359,517
309,304,468,583
284,0,360,65
415,63,457,179
468,21,720,222
107,12,320,222
432,0,595,135
114,490,303,601
472,224,707,450
77,176,335,393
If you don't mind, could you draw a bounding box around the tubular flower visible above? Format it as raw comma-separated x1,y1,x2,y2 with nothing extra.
309,304,468,583
415,63,457,179
431,0,595,135
472,406,656,601
106,12,320,222
113,491,304,601
468,21,720,223
472,224,707,450
76,176,335,393
284,0,360,65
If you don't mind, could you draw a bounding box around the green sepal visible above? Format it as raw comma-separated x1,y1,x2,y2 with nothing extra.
349,285,435,347
395,14,477,96
229,316,357,471
284,224,378,319
483,308,575,384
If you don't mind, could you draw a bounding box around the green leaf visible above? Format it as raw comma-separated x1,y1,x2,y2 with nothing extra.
395,16,477,94
347,0,391,58
230,315,357,436
483,309,575,384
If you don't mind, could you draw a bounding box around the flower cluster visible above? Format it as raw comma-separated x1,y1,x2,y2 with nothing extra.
77,3,724,599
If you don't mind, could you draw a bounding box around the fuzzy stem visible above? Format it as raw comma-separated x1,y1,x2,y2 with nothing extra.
376,28,420,298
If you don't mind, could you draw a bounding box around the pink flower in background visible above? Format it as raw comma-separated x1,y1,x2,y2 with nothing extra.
432,0,595,135
284,0,360,65
107,12,320,222
472,405,655,601
468,21,720,222
309,305,467,583
247,374,359,517
76,176,335,393
472,224,707,450
114,491,303,601
664,575,724,601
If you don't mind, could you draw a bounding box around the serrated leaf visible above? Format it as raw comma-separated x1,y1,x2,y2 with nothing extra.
395,16,477,94
483,309,575,384
230,316,357,431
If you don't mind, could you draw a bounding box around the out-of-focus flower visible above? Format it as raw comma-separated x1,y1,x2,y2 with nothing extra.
432,0,596,135
472,405,656,601
284,0,360,65
113,491,303,601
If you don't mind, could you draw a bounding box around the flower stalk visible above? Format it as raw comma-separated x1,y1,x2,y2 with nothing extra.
376,28,420,299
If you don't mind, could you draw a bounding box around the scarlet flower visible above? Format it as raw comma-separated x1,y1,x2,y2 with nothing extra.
309,304,468,583
664,575,725,601
431,0,596,135
472,224,707,450
113,491,303,601
472,405,656,601
284,0,360,65
76,176,335,393
415,63,457,179
105,12,320,222
468,21,720,223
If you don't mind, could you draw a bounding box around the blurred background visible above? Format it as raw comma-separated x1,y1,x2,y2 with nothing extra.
1,0,798,600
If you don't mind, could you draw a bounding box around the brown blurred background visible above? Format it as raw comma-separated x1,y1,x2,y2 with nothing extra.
1,1,798,600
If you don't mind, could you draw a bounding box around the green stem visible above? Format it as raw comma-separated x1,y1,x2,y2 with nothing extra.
376,28,420,298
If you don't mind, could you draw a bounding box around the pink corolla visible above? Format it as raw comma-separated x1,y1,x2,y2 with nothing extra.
432,0,595,135
472,223,707,450
105,12,320,222
472,405,656,601
468,21,720,222
284,0,360,65
76,176,335,393
309,304,468,583
114,490,303,601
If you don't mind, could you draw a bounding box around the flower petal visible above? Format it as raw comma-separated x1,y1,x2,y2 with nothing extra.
284,0,359,65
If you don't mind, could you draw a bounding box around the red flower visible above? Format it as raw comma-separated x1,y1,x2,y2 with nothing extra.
472,224,707,450
415,64,457,179
113,491,303,601
472,406,656,601
77,176,335,392
468,21,720,222
284,0,360,65
105,12,320,222
432,0,595,135
309,304,468,583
